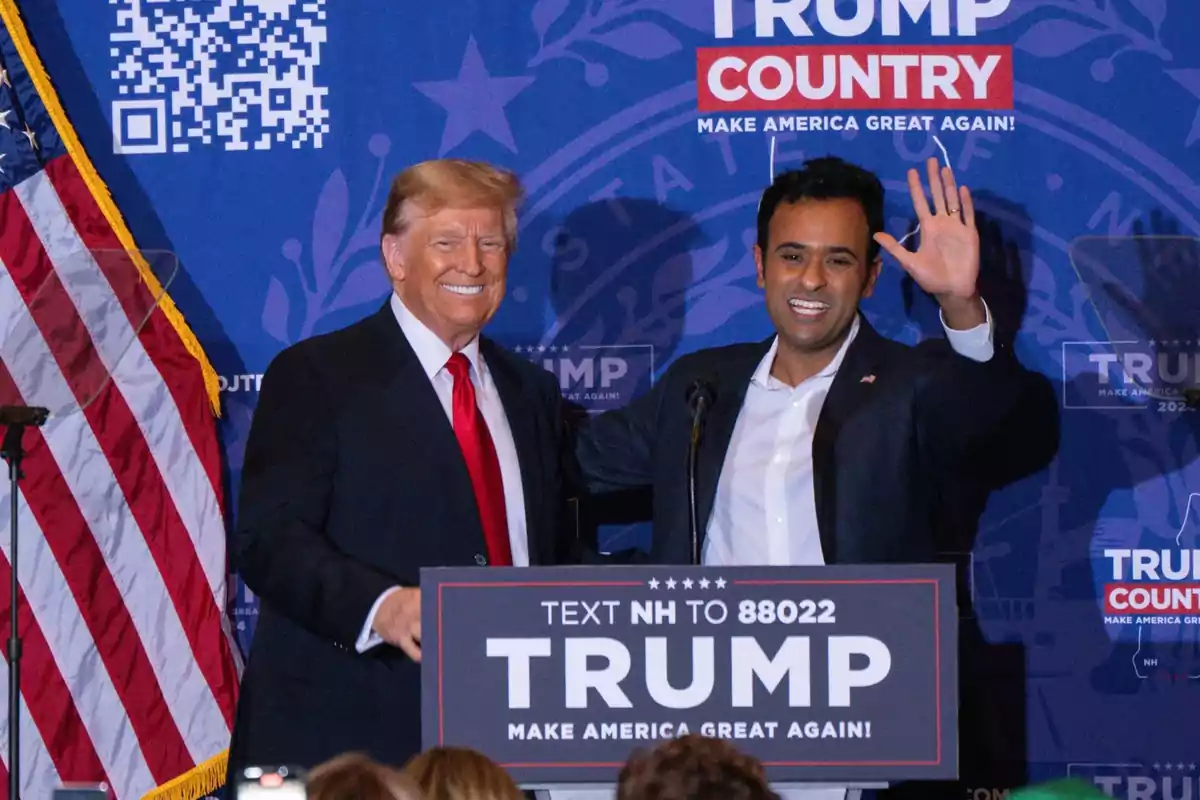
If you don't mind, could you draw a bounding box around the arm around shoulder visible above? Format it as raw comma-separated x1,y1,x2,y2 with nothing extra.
233,345,401,648
563,364,675,565
574,374,665,495
529,364,653,565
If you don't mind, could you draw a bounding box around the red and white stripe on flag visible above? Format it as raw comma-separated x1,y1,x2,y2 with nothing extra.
0,2,239,798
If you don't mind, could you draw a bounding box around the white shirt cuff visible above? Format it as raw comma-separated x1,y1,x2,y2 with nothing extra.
356,586,401,653
939,298,994,363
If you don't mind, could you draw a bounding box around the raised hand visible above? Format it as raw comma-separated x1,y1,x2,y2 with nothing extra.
874,157,981,305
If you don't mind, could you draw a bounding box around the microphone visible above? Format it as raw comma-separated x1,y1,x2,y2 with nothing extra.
686,380,715,418
685,380,715,566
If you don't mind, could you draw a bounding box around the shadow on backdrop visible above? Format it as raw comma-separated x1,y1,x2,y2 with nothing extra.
891,194,1061,799
545,199,706,554
895,200,1200,794
1061,215,1200,692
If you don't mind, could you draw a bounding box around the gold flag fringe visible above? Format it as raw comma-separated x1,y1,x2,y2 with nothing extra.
0,3,229,797
0,0,222,415
140,750,229,800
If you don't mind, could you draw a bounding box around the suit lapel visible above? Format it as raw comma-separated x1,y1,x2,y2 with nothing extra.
365,305,486,546
481,340,548,565
694,339,774,542
811,318,890,563
368,305,548,565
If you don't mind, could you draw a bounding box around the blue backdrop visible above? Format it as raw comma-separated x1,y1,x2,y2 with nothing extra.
22,0,1200,795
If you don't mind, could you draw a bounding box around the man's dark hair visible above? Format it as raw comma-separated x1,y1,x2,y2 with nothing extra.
616,734,779,800
756,156,886,261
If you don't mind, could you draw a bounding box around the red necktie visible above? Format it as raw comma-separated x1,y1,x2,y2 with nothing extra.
445,352,512,567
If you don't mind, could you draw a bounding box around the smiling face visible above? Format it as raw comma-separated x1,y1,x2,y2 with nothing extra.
383,203,509,351
755,197,881,380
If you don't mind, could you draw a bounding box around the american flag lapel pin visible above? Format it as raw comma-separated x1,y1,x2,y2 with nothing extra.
860,374,876,384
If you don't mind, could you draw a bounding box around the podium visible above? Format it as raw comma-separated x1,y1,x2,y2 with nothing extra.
421,564,958,795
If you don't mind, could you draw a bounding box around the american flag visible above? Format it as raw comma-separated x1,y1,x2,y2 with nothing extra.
0,4,239,799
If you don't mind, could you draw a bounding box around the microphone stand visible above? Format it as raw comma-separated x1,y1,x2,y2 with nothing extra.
686,393,710,566
0,405,49,800
688,417,701,566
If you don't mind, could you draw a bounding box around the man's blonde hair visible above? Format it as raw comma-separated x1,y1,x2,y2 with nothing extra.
307,752,424,800
404,746,523,800
380,159,524,251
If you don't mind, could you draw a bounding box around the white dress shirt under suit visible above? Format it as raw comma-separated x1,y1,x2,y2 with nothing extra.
356,293,529,651
703,307,994,570
701,305,993,800
547,306,993,800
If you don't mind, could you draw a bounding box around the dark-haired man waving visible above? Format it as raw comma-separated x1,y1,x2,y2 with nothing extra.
576,155,1035,570
575,156,1055,800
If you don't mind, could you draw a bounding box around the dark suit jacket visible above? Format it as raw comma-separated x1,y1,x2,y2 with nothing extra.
227,304,576,777
576,316,1052,564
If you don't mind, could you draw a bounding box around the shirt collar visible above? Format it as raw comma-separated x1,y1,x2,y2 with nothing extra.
751,314,861,390
390,293,484,380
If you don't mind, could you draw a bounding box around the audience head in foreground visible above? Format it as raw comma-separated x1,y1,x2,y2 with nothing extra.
306,752,424,800
405,746,524,800
617,734,780,800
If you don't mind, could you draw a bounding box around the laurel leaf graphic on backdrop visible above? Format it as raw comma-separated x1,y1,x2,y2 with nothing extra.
656,0,717,31
1128,0,1166,31
592,21,681,59
311,169,350,295
262,275,291,344
531,0,571,41
1014,18,1107,57
326,261,388,313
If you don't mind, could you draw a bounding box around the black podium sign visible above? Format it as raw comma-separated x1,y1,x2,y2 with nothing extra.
420,564,957,785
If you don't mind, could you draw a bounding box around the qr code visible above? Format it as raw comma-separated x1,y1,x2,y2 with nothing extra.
109,0,329,154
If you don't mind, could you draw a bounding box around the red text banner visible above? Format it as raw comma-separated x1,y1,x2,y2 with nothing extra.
697,45,1014,112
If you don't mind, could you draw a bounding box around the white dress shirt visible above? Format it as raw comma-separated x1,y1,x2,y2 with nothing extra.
704,306,993,800
356,293,529,652
704,307,993,570
543,308,994,800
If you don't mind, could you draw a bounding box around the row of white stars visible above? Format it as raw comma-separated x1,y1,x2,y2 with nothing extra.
512,345,572,353
0,69,42,178
1151,763,1196,771
647,577,726,590
1147,341,1197,347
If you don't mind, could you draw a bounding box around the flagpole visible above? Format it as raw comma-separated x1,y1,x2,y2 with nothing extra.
0,405,49,800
